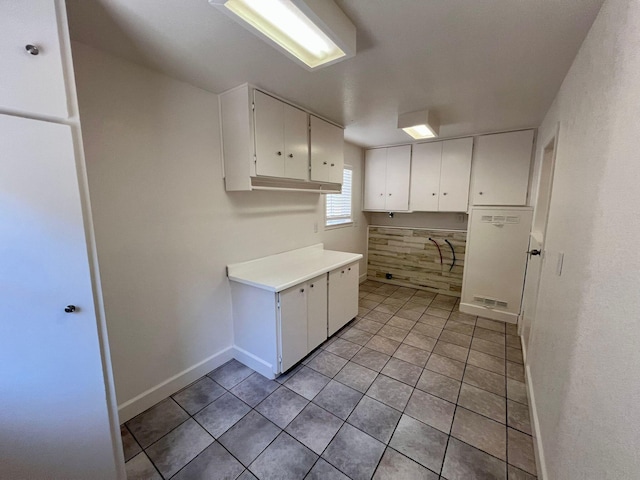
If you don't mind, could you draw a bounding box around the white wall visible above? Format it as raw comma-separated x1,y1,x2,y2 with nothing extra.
367,212,468,231
527,0,640,477
72,42,367,421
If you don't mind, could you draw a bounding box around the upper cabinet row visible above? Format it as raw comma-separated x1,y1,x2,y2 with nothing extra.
220,84,344,192
363,129,535,212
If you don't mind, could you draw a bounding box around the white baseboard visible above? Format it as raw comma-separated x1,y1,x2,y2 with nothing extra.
233,345,275,379
524,339,548,480
117,346,234,423
459,302,518,324
359,273,367,283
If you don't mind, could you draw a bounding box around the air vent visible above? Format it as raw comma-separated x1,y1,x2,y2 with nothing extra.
481,215,493,222
506,216,520,224
473,295,509,309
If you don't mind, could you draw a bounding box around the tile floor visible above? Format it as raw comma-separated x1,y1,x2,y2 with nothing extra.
121,280,537,480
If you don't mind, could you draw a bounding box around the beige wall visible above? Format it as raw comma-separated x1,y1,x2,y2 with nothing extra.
527,0,640,477
72,42,367,421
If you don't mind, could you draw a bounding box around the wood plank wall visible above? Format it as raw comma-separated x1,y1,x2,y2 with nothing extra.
367,226,467,297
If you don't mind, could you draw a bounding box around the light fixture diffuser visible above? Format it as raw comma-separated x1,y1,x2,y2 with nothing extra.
398,109,440,139
210,0,356,70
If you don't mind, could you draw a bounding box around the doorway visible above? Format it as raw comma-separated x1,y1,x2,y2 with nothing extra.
520,126,559,357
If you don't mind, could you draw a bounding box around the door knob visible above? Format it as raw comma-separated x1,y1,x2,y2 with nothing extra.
64,305,76,313
527,249,541,256
25,44,40,55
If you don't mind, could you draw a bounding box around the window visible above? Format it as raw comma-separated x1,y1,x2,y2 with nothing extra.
325,165,353,227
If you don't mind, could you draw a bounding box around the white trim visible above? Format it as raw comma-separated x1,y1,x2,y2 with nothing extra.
233,345,275,379
459,302,518,324
359,272,367,283
117,347,234,422
525,358,548,479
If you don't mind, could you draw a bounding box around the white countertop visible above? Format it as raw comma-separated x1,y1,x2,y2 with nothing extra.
227,244,363,292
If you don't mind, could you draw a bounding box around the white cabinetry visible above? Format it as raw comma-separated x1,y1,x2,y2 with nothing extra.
220,84,343,192
0,0,68,119
227,245,362,378
254,90,308,180
410,138,472,212
460,207,533,323
328,262,359,336
471,130,535,206
279,274,327,371
364,145,411,211
310,115,344,184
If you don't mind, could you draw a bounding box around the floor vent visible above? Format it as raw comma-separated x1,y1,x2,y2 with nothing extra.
473,295,508,309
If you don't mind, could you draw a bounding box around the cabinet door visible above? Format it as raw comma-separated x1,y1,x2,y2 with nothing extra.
364,148,387,210
307,274,328,351
254,90,285,177
439,137,473,212
385,145,412,211
410,142,441,211
471,130,534,206
310,115,343,183
0,0,68,119
283,103,309,180
278,284,308,372
328,262,359,336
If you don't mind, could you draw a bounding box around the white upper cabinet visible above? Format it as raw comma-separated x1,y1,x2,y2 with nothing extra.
410,138,472,212
410,142,442,211
254,90,308,180
310,115,344,184
0,0,68,119
471,130,535,206
220,84,343,192
364,145,411,211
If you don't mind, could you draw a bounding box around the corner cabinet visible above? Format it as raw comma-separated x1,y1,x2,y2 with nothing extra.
227,245,362,378
219,84,344,193
471,130,535,206
363,145,412,211
410,138,473,212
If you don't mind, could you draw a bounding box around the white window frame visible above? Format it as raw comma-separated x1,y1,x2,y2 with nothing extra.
325,165,353,229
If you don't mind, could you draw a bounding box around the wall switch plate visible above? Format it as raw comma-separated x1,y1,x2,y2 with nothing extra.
556,252,564,276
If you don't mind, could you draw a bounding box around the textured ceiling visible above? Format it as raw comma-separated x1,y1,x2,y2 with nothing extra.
66,0,604,147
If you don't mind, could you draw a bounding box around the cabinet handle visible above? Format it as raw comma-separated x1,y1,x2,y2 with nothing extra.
300,288,305,293
348,267,351,271
432,193,436,196
323,161,327,165
277,151,282,156
379,193,383,196
341,270,345,274
25,44,40,55
443,192,448,196
388,193,392,196
310,284,314,288
331,163,335,166
288,153,293,158
479,191,484,195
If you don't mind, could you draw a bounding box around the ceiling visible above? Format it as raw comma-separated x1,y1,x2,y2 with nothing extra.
66,0,604,147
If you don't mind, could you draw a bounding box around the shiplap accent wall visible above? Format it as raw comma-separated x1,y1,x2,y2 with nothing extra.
367,226,467,297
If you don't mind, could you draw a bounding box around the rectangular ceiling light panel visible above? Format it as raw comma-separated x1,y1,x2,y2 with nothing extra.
398,110,440,139
211,0,356,70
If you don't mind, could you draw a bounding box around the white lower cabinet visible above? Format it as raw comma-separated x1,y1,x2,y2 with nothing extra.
328,262,359,336
279,274,328,371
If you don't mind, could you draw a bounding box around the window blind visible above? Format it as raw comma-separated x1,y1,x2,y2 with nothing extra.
326,167,352,226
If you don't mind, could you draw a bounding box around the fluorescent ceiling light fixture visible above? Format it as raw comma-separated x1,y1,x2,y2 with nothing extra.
210,0,356,70
398,109,440,139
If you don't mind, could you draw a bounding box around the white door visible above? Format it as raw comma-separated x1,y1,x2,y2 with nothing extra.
471,130,534,206
307,274,328,351
410,142,441,211
0,0,68,119
254,90,285,177
0,114,118,478
364,148,387,210
385,145,411,211
278,284,308,372
521,133,558,352
283,103,308,180
439,138,473,212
